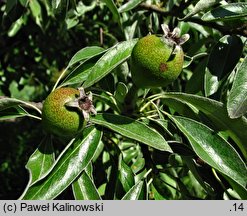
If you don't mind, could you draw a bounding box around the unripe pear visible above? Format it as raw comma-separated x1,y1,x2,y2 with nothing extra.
130,24,189,88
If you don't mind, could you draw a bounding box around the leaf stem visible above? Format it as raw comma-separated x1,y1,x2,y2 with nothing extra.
52,66,69,91
26,114,42,121
139,93,164,112
21,101,43,115
143,168,153,179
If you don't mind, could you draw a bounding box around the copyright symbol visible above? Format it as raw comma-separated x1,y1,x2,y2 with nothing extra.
3,203,16,213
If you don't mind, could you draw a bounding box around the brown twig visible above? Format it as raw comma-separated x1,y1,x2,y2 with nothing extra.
139,3,174,16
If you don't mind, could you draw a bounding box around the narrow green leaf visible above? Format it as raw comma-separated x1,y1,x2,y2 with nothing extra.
0,97,28,111
91,113,172,152
25,135,55,186
72,169,101,200
60,59,95,87
0,97,41,114
0,106,28,120
118,155,135,192
180,0,221,20
114,82,128,103
171,116,247,188
7,15,25,37
202,3,247,21
20,126,102,200
83,39,138,88
102,0,121,26
118,0,145,13
204,35,243,96
156,92,247,158
124,18,139,40
204,68,218,97
68,46,105,67
227,56,247,118
121,180,145,200
29,0,42,27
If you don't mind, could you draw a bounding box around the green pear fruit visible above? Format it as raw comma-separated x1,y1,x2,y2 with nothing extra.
130,25,189,88
42,87,84,137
